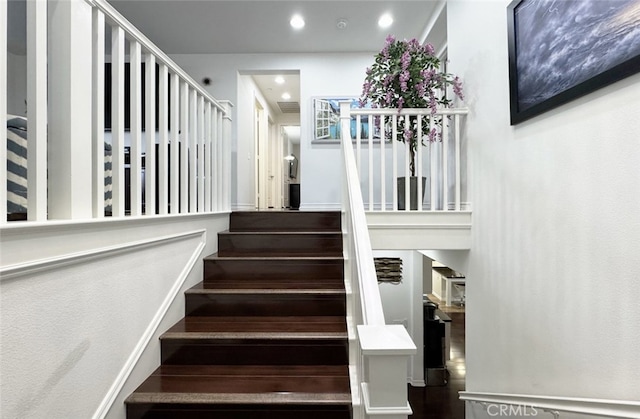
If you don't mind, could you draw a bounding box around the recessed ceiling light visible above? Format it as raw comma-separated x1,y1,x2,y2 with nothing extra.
282,92,291,100
337,18,348,30
378,13,393,28
290,14,305,30
275,76,285,84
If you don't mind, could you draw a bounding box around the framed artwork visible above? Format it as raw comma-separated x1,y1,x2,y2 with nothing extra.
312,97,379,141
507,0,640,125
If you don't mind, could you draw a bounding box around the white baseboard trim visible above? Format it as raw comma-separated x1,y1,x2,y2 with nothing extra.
92,230,207,419
460,391,640,419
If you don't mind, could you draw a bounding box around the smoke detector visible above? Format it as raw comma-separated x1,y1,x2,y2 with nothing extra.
337,18,348,30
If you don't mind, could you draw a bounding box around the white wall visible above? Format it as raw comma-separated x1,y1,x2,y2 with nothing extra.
0,214,229,419
170,53,374,210
7,51,27,116
373,250,424,386
448,0,640,414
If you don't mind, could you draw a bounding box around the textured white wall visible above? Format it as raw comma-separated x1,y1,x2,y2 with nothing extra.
448,0,640,410
0,215,228,419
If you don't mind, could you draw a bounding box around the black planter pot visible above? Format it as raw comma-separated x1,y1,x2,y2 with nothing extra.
397,176,427,210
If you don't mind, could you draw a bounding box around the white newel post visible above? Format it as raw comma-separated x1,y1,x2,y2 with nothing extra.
220,100,233,212
47,0,93,219
358,325,417,419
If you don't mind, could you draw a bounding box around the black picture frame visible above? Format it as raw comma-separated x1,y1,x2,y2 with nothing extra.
507,0,640,125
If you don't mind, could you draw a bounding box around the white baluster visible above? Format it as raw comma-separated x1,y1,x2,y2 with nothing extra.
368,115,374,211
197,95,205,212
129,40,142,216
430,116,437,211
111,25,125,217
212,107,219,211
157,64,169,214
177,78,187,214
442,115,449,211
144,53,156,215
392,114,398,211
416,115,423,211
92,8,104,218
455,114,461,211
189,88,197,212
404,115,410,211
204,102,212,212
380,115,385,211
170,73,180,214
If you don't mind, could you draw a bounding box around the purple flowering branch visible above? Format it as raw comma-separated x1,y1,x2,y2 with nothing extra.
359,36,464,176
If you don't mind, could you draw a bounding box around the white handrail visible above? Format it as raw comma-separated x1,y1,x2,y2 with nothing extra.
340,101,416,419
460,391,640,419
83,0,226,114
341,108,386,326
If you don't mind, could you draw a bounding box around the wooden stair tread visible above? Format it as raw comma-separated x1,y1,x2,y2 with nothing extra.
163,316,347,337
205,254,344,261
202,279,345,290
188,281,345,294
128,365,350,403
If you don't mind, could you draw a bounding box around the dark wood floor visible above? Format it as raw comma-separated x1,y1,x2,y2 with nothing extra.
408,305,465,419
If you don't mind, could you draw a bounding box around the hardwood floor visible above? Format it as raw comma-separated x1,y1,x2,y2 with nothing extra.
409,299,466,418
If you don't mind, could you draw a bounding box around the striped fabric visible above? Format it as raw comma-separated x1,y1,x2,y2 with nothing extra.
7,115,28,215
6,115,114,218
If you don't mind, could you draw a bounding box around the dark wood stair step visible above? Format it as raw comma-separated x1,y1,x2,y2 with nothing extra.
185,286,346,317
229,211,341,233
204,255,344,281
164,316,347,335
160,316,348,366
217,231,342,257
126,366,351,419
202,278,345,290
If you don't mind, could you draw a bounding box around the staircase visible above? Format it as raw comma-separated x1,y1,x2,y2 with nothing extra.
125,211,351,418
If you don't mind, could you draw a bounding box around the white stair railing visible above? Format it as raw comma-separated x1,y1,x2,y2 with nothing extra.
340,101,417,419
1,0,232,225
344,105,468,212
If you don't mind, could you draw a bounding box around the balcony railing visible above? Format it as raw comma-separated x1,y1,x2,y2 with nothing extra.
1,0,232,225
340,103,468,212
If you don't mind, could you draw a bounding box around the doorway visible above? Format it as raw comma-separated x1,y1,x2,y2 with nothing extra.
240,71,300,210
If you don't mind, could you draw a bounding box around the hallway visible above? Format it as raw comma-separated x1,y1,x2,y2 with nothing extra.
409,300,466,418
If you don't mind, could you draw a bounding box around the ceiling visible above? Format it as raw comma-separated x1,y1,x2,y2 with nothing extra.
8,1,446,115
107,1,447,116
107,1,445,55
107,1,446,116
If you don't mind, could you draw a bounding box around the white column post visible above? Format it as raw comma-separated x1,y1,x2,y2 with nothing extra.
0,0,7,224
47,0,93,219
220,101,233,211
357,325,417,419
